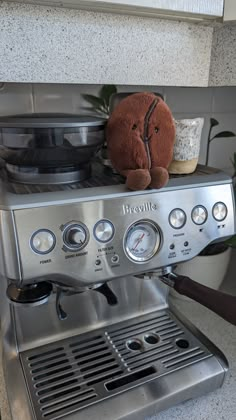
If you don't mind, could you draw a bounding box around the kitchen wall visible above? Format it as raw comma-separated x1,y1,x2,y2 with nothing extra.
0,2,213,86
1,3,236,87
0,83,235,175
210,22,236,86
163,86,236,175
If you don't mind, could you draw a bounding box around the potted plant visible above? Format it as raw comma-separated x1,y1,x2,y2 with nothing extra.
171,119,236,300
202,117,236,268
231,151,236,187
82,85,117,168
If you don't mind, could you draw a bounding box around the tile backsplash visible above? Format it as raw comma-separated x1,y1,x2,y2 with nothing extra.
0,83,33,116
0,83,235,176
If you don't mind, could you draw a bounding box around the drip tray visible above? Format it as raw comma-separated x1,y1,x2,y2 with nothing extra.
20,310,218,420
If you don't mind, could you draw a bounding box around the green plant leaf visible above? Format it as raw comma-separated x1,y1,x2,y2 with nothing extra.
199,242,229,255
99,85,117,107
231,152,236,177
81,106,106,115
230,154,236,168
210,118,219,127
82,94,105,109
225,235,236,248
211,131,236,140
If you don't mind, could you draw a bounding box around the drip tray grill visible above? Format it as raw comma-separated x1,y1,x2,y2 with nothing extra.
20,310,212,420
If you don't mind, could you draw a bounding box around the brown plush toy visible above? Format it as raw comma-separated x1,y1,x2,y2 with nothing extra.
106,92,176,190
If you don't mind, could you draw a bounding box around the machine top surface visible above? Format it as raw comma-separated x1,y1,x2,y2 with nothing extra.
0,163,232,210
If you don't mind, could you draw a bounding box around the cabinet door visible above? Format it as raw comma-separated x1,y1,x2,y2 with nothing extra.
224,0,236,21
55,0,224,19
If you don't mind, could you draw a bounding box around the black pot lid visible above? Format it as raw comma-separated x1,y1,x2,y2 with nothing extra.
0,113,107,128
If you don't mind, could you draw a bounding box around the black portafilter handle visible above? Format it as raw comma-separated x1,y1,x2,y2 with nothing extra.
93,283,118,306
160,272,236,326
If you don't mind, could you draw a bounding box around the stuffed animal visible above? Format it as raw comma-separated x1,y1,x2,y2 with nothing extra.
106,92,176,190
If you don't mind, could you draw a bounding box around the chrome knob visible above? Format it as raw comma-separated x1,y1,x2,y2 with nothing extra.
31,229,56,254
191,205,208,225
94,220,114,243
169,208,186,229
63,223,88,250
213,202,227,221
68,228,86,245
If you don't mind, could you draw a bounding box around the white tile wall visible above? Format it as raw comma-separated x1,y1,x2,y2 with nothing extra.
212,87,236,113
164,87,214,113
0,83,33,115
32,84,101,115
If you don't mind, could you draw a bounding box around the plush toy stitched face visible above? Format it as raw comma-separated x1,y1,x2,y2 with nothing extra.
106,92,176,191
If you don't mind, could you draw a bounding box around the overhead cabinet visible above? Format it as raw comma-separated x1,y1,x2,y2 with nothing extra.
224,0,236,21
6,0,224,21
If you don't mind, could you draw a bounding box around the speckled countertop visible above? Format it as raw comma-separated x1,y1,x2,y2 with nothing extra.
148,304,236,420
1,258,236,420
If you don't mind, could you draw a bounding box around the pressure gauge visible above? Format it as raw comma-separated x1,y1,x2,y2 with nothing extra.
124,220,161,263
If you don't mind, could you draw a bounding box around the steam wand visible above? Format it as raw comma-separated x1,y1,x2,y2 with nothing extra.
56,288,68,320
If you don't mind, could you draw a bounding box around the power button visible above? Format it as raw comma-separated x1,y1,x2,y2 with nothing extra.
31,229,56,255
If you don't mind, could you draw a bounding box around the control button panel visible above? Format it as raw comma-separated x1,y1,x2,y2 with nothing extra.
94,219,115,243
169,209,186,229
212,202,227,221
191,205,208,225
63,223,89,251
31,229,56,255
14,181,234,288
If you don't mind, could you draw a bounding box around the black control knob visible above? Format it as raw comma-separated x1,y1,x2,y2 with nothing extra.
63,223,89,251
68,228,86,245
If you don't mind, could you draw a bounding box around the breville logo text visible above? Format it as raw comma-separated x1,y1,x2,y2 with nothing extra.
123,202,158,215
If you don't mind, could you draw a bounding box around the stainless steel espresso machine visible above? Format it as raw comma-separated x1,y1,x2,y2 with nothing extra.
0,115,235,420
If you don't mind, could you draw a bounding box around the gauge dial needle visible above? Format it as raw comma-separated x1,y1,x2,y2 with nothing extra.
132,233,145,251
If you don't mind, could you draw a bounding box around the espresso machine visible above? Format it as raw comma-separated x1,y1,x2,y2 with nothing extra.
0,114,235,420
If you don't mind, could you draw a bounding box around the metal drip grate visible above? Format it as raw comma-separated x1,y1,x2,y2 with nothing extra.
20,310,212,420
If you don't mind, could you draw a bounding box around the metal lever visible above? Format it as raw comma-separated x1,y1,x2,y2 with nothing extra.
159,272,236,326
158,272,177,288
92,283,118,306
56,288,68,320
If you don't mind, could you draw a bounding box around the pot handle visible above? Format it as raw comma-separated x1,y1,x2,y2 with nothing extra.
160,273,236,326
